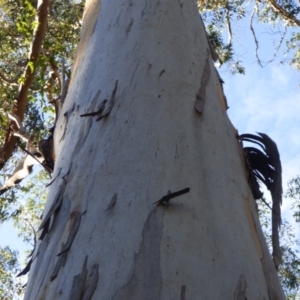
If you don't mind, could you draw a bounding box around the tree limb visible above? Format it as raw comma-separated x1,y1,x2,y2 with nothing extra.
0,0,50,171
225,0,232,48
267,0,300,26
0,71,19,86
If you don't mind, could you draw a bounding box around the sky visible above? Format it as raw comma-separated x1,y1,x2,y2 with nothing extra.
223,61,300,239
0,5,300,291
220,13,300,245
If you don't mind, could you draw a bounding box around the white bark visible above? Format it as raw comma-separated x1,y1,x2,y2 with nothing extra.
25,0,285,299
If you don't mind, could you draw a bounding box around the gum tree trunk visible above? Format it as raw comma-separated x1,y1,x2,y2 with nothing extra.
24,0,285,299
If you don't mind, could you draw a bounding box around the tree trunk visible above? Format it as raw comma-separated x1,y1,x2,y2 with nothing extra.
25,0,285,299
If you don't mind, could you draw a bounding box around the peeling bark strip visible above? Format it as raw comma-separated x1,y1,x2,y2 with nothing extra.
0,0,50,171
66,256,99,300
57,211,81,256
67,256,88,300
195,52,211,115
17,258,33,277
50,248,67,281
50,210,81,280
60,103,75,142
239,133,282,270
80,99,107,118
112,209,163,300
46,168,61,187
80,80,118,121
105,193,118,211
153,187,190,205
38,184,65,233
17,220,38,277
81,263,99,300
234,274,247,300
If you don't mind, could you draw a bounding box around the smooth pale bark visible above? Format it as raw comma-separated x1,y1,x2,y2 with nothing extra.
25,0,285,299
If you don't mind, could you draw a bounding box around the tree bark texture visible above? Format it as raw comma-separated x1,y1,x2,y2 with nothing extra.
25,0,285,299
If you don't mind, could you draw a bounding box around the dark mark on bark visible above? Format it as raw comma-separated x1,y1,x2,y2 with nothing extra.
195,50,211,116
159,69,165,77
180,285,186,300
60,103,75,142
67,256,88,300
80,99,107,118
105,193,118,211
57,211,81,256
72,92,99,156
125,18,134,35
92,19,98,34
96,80,118,121
80,81,118,122
153,187,190,205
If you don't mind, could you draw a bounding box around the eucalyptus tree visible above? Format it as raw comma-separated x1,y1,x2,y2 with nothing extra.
22,0,285,299
0,0,300,299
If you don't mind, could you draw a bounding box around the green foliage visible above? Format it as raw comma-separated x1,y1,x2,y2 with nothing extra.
287,176,300,222
257,194,300,297
0,0,84,219
0,0,84,144
0,246,23,299
0,169,48,298
0,0,83,295
278,221,300,297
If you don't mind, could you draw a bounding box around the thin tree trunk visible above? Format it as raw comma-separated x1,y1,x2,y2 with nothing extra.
25,0,285,299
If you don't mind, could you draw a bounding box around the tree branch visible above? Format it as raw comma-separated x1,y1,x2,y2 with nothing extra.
250,4,264,67
0,0,50,171
267,0,300,27
251,3,288,67
225,1,232,48
0,71,18,86
7,113,30,143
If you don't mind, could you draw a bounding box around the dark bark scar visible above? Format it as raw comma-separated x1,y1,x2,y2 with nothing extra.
195,50,211,116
